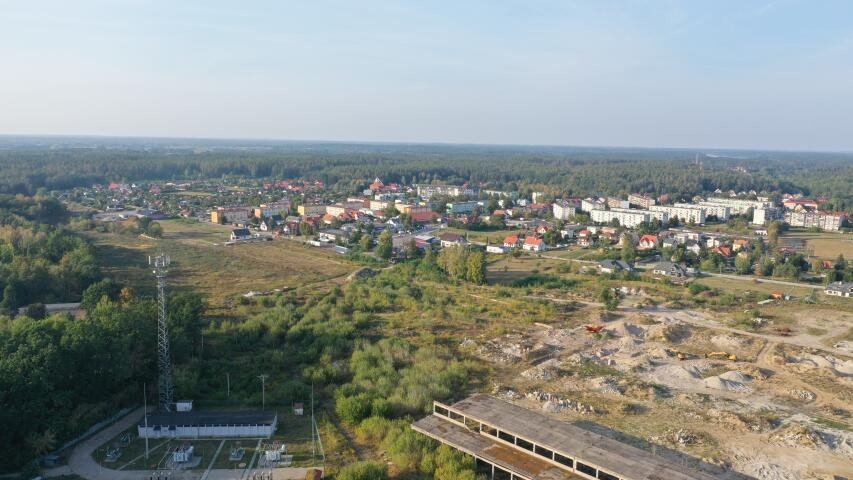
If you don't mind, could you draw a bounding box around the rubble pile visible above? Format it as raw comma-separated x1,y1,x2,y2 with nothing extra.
525,391,596,414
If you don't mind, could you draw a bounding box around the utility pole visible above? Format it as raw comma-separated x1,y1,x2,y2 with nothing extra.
311,382,315,459
226,372,230,399
257,374,268,410
143,383,149,460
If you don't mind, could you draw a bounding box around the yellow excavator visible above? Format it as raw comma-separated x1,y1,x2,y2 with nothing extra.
665,348,688,360
705,351,737,361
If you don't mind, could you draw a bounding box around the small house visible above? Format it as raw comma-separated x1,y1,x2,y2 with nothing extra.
652,262,690,278
503,235,521,249
638,235,659,250
522,236,546,252
598,259,632,274
732,239,749,252
439,232,468,248
825,281,853,298
577,230,592,247
230,228,252,241
661,237,679,250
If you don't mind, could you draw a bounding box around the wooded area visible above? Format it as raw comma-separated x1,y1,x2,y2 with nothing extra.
0,141,850,212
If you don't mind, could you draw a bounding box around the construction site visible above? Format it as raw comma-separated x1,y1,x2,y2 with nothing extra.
456,296,853,479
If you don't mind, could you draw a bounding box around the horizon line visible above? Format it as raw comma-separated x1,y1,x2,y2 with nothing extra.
1,132,852,155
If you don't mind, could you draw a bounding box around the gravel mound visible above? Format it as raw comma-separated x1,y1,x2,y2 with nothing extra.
703,371,752,393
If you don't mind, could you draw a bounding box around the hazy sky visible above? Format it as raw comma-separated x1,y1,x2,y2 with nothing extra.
1,1,852,150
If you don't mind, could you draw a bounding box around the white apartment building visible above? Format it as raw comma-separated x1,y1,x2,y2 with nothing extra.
369,200,390,211
704,197,770,215
651,205,706,225
415,184,478,199
692,202,731,221
752,206,784,226
628,194,655,209
590,208,660,228
254,201,291,218
784,211,846,231
552,201,577,221
581,198,605,213
606,197,630,209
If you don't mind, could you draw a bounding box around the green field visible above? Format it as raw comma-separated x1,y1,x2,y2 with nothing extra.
781,230,853,259
695,275,818,299
441,226,523,244
86,219,359,307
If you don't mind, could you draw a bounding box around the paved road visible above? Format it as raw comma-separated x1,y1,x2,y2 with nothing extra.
698,272,820,290
43,406,147,480
42,407,323,480
539,253,822,290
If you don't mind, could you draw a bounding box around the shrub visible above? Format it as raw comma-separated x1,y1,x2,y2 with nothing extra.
371,398,393,418
511,274,575,289
24,303,46,320
687,282,710,295
336,461,388,480
335,393,373,425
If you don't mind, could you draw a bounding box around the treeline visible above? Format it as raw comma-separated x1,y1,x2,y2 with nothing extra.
0,289,205,472
0,194,205,472
0,142,851,211
0,195,99,313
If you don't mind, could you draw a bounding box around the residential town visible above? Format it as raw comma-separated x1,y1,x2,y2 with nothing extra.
64,176,851,299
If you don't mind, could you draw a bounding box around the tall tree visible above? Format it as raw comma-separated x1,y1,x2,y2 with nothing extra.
376,231,393,260
465,250,487,285
620,235,636,263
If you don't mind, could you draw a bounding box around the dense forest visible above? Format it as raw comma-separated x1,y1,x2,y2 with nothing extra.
0,137,851,211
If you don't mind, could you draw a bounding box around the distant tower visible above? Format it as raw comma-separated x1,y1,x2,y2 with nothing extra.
150,253,174,411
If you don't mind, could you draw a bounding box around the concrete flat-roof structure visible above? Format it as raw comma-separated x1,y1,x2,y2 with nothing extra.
412,394,718,480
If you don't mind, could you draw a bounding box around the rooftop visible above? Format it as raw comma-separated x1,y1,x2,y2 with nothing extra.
413,414,577,480
140,410,277,427
423,394,718,480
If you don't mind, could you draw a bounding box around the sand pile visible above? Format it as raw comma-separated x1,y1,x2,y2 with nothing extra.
647,364,703,389
521,359,560,380
710,334,747,350
613,322,646,339
777,425,821,447
703,370,752,392
788,389,817,401
834,340,853,354
648,322,692,343
590,377,622,395
790,353,853,377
